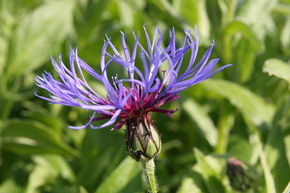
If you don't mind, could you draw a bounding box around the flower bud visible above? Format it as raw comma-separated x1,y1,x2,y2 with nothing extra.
226,157,255,192
125,115,161,161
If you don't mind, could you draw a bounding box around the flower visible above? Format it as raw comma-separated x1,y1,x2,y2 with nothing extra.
35,26,231,160
226,157,256,191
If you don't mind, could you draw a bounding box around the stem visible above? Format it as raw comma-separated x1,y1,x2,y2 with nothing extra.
142,159,158,193
215,109,235,154
251,131,276,193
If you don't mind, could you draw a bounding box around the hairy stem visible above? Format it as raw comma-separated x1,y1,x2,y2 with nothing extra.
142,159,158,193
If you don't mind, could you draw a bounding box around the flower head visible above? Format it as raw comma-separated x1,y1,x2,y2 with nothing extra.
226,157,256,191
35,26,231,131
36,26,231,160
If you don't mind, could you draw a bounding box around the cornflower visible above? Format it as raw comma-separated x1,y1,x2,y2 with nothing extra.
35,26,231,193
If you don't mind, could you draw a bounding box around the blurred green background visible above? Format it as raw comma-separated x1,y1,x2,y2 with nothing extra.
0,0,290,192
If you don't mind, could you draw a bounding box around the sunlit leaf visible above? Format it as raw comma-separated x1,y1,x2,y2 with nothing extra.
237,0,278,40
94,156,141,193
193,149,227,193
234,38,257,82
117,0,134,27
265,98,290,192
263,59,290,85
177,177,202,193
1,120,77,156
282,183,290,193
223,21,261,51
0,179,23,193
6,0,75,78
183,99,217,146
228,136,253,162
201,79,275,127
24,155,76,193
281,17,290,50
173,0,210,40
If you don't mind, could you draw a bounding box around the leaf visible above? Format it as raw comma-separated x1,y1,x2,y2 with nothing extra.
234,38,256,82
201,79,275,127
223,21,261,51
0,179,23,193
147,0,185,30
1,120,77,156
173,0,210,40
6,0,75,78
94,156,141,193
274,3,290,16
263,59,290,85
265,98,290,192
0,0,14,77
177,177,202,193
265,126,290,192
228,136,253,162
117,0,134,27
0,36,8,77
193,149,226,193
281,17,290,49
285,135,290,166
182,99,217,146
24,155,76,193
282,183,290,193
77,0,112,44
237,0,278,40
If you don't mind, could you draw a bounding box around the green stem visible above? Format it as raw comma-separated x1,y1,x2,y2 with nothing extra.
142,159,158,193
252,131,276,193
215,110,235,154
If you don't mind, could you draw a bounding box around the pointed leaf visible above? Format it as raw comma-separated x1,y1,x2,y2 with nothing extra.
183,99,217,146
194,149,226,193
7,0,75,78
1,120,77,156
94,156,141,193
201,79,275,127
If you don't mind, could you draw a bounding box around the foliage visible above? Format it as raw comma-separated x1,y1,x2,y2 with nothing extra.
0,0,289,192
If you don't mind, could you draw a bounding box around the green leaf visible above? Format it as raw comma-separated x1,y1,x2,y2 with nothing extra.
94,156,141,193
282,183,290,193
177,177,202,193
0,179,23,193
281,17,290,49
147,0,185,30
265,98,290,192
228,136,253,162
237,0,278,40
193,149,226,193
274,3,290,16
77,0,112,45
285,135,290,166
1,120,77,156
265,126,290,192
263,59,290,85
173,0,210,40
223,21,261,51
234,38,256,82
24,155,76,193
182,99,217,146
0,36,8,77
7,0,75,78
201,79,275,127
117,0,134,27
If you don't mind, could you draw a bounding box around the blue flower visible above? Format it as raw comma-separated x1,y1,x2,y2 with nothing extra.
35,26,232,131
